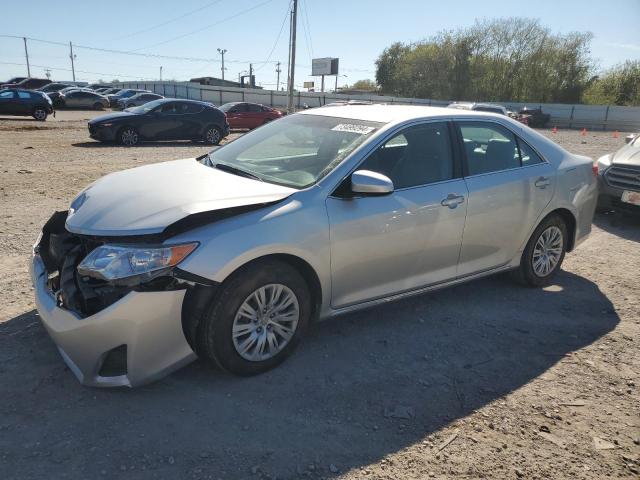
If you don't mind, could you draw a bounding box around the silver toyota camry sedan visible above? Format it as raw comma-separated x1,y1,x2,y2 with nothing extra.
30,105,598,387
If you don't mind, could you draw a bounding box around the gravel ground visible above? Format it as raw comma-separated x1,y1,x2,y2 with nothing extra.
0,111,638,480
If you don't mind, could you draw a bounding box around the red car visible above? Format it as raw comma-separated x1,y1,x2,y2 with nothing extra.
219,102,282,129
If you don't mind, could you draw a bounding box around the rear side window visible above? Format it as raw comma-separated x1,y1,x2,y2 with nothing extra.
517,138,545,166
17,91,31,99
359,122,454,189
183,103,204,114
0,90,14,98
458,122,520,175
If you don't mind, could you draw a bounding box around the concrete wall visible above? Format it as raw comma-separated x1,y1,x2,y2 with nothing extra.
117,81,640,131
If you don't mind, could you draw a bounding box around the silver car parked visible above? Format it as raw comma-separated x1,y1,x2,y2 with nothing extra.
58,90,109,110
30,105,597,387
117,92,164,110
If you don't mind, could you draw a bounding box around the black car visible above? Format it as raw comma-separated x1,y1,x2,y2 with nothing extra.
2,77,52,90
88,99,229,146
0,88,54,120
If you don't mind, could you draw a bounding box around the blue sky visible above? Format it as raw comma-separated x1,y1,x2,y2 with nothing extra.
1,0,639,88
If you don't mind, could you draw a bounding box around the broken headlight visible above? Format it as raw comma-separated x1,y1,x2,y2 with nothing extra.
77,243,198,283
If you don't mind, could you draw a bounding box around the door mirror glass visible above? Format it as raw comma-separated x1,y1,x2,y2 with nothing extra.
351,170,394,195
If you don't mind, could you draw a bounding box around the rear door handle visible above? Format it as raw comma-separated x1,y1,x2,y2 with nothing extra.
535,176,551,189
441,193,465,209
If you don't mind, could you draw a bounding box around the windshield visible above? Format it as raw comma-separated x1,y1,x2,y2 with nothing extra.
129,99,165,113
204,114,383,188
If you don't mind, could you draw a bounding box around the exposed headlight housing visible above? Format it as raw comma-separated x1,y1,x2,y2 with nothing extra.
596,154,612,175
77,243,198,283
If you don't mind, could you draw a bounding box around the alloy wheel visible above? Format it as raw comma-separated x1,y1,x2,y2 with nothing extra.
33,108,47,120
532,225,563,277
232,284,300,362
206,127,221,144
121,128,138,146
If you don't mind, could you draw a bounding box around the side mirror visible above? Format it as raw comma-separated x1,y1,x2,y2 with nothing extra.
625,134,635,144
351,170,394,195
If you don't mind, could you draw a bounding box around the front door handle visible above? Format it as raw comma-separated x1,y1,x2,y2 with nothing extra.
441,193,465,209
535,176,551,189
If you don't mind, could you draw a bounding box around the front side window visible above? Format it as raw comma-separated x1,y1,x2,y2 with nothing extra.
0,90,14,98
17,91,31,99
205,114,382,188
458,122,520,175
359,122,454,189
247,104,262,112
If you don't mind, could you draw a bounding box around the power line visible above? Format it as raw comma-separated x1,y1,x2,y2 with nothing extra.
299,1,313,63
0,61,147,80
301,0,314,58
131,0,275,52
253,0,291,72
104,0,224,42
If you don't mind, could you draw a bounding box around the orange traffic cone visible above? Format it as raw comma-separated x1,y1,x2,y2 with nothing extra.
581,128,587,136
613,130,619,139
552,126,557,134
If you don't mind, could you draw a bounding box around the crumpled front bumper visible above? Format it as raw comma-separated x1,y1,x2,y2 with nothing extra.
30,254,197,387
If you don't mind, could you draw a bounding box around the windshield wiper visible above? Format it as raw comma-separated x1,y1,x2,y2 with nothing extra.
211,161,263,182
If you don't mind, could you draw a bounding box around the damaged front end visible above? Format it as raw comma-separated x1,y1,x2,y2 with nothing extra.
36,211,208,318
30,210,216,387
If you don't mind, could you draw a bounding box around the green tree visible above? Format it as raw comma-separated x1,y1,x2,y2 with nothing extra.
350,79,378,91
583,60,640,106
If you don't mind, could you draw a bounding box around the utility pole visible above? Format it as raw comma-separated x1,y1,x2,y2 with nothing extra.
287,0,298,113
23,37,30,77
249,63,253,88
160,66,163,81
217,48,227,80
69,41,76,82
275,61,281,91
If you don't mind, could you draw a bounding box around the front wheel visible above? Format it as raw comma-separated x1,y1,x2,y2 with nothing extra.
93,102,103,110
119,126,139,146
203,125,222,145
33,107,48,121
512,214,567,287
197,260,311,375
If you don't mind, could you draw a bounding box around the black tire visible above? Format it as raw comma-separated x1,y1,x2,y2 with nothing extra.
93,102,103,110
32,107,48,121
512,214,568,287
118,126,139,146
197,260,311,375
203,125,222,145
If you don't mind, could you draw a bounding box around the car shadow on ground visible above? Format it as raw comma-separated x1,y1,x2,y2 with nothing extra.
71,141,211,149
0,270,618,479
594,211,640,242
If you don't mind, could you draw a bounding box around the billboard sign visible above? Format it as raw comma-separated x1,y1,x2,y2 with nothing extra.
312,57,339,76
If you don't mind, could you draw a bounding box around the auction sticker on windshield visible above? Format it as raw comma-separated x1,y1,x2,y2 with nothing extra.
331,124,376,134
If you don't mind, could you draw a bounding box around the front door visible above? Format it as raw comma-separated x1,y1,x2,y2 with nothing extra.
139,102,183,140
455,121,555,276
326,121,468,308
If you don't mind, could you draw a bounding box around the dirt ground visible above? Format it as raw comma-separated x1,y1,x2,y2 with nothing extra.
0,111,638,480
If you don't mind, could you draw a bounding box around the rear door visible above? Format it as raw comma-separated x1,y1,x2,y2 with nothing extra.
227,103,248,128
326,121,468,308
16,91,33,114
455,120,554,276
174,102,203,139
245,103,264,128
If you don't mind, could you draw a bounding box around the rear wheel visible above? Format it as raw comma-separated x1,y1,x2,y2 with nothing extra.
119,126,139,146
32,107,48,121
203,125,222,145
197,260,311,375
512,214,567,287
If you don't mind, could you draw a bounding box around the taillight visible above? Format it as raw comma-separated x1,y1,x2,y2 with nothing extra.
592,163,598,177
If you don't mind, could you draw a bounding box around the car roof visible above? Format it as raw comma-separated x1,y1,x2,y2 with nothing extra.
154,98,212,106
299,104,504,124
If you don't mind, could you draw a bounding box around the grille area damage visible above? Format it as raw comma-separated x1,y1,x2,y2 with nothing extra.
36,210,212,318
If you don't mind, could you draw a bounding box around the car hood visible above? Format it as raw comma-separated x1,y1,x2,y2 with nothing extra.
65,158,296,236
89,111,137,124
612,144,640,167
